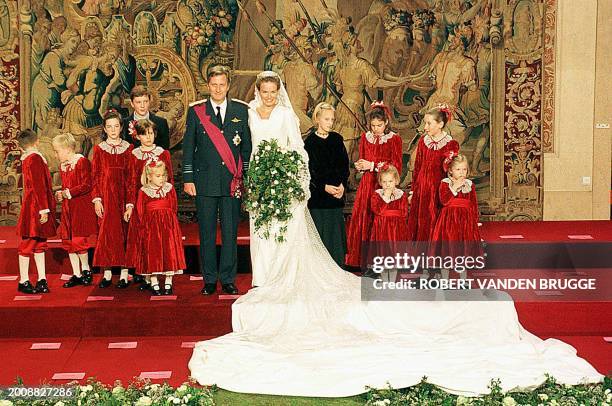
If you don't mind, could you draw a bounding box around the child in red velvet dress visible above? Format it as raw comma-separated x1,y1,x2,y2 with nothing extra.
91,110,133,288
134,160,184,295
16,129,57,294
124,119,173,291
370,164,409,242
345,102,403,268
53,133,98,288
407,107,459,278
431,154,482,280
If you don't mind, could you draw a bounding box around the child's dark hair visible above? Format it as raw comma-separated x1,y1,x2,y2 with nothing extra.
134,119,157,137
367,106,392,134
17,129,38,149
102,110,123,141
425,107,450,128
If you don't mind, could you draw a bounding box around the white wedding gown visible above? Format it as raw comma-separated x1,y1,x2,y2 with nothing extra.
189,82,602,397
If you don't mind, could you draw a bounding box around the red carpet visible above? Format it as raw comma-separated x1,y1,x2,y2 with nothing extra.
0,220,610,386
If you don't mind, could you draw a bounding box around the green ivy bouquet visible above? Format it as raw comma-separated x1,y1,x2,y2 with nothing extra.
245,139,306,243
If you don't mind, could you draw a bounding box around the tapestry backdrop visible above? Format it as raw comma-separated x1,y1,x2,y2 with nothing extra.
0,0,555,224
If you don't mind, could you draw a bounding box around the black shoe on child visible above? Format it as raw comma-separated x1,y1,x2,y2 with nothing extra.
164,284,173,296
63,275,83,288
82,270,93,286
35,279,50,293
98,278,112,288
151,284,162,296
115,279,130,289
17,280,37,294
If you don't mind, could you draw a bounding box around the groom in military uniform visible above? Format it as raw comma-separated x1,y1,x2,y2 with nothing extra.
183,65,252,295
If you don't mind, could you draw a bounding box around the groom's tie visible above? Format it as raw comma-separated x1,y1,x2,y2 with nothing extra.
216,106,223,125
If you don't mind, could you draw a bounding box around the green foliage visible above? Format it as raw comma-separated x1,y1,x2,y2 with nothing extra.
245,139,306,243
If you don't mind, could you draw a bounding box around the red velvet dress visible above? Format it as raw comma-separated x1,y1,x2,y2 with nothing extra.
134,183,185,275
91,140,133,267
57,155,98,251
431,178,483,262
346,131,402,267
370,189,409,242
17,151,57,238
407,133,459,242
125,146,173,268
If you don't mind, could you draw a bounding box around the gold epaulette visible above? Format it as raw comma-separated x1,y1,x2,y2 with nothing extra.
189,99,207,107
231,98,249,107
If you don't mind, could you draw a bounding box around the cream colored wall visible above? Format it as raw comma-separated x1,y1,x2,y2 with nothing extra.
544,0,611,220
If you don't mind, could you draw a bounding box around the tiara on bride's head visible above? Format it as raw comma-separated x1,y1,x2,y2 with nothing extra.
257,71,280,79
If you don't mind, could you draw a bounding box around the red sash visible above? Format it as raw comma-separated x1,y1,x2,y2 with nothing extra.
380,209,403,217
193,104,243,198
447,198,471,208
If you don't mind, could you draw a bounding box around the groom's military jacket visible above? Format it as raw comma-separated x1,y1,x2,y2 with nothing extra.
182,98,252,197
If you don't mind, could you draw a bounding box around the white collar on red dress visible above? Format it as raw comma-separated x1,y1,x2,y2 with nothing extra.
20,149,47,164
375,188,404,203
365,131,396,144
442,177,473,194
423,133,452,150
132,146,163,160
99,140,130,154
60,154,85,172
141,182,173,198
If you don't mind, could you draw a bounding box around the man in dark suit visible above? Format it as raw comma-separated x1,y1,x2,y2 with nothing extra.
182,65,252,295
122,85,171,150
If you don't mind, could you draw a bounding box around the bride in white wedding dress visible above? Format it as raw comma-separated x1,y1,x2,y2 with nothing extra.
188,71,602,397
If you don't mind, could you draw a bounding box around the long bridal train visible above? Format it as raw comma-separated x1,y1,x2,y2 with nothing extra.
188,209,602,397
189,72,601,397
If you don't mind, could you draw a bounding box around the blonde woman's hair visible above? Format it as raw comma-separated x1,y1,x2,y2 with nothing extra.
141,159,168,187
52,133,77,151
377,164,400,185
312,102,335,121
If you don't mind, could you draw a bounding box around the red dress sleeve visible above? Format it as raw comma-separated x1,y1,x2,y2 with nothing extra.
370,192,383,215
358,132,366,163
68,158,93,198
439,181,455,206
136,189,146,218
169,186,178,212
389,135,403,176
160,150,174,185
30,155,53,213
412,138,425,193
469,187,480,221
400,193,409,217
126,154,138,207
91,146,102,202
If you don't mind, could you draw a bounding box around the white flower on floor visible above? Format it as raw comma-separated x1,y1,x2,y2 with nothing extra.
135,396,153,406
53,402,65,406
112,386,124,394
502,397,517,406
456,396,472,405
176,384,188,394
538,394,548,401
265,145,271,151
0,401,14,406
80,385,93,393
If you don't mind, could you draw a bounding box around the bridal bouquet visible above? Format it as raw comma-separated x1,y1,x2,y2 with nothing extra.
245,139,306,242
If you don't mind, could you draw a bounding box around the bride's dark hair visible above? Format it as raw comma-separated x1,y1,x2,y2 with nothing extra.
255,74,281,90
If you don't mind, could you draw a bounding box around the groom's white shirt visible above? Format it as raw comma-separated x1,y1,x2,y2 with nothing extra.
210,98,228,123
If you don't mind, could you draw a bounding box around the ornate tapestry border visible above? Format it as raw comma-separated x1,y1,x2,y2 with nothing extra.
542,0,556,153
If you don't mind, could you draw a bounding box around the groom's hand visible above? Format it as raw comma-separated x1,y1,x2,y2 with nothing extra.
184,182,197,196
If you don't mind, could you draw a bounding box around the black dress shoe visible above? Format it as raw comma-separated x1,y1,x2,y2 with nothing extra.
98,278,112,288
164,284,173,296
116,279,130,289
139,282,151,292
201,283,217,295
35,279,50,293
133,274,145,284
82,270,93,285
17,281,37,294
151,284,162,296
221,283,239,295
63,275,83,288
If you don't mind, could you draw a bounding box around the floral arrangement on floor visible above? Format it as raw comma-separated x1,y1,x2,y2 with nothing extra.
244,139,306,243
366,376,611,406
0,379,214,406
0,375,609,405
